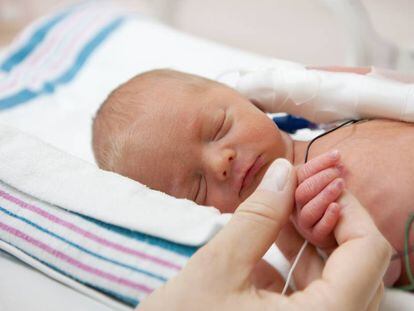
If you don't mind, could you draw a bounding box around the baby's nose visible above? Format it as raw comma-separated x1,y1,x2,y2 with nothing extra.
210,148,236,181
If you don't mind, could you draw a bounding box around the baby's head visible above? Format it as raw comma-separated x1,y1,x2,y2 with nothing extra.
93,69,291,212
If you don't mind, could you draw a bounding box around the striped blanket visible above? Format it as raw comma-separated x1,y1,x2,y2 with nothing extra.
0,181,196,309
0,1,128,110
0,119,220,310
0,2,212,309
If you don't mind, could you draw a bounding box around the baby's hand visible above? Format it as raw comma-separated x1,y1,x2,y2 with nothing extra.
294,150,345,249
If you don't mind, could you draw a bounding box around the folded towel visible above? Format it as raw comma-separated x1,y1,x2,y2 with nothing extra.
0,123,230,308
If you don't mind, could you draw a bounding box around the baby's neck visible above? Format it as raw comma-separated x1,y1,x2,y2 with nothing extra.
279,130,309,166
279,131,309,166
291,140,310,167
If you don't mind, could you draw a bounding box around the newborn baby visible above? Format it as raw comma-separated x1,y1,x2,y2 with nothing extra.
92,69,413,287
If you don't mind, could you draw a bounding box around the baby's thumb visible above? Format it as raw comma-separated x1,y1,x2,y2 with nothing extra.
211,158,296,270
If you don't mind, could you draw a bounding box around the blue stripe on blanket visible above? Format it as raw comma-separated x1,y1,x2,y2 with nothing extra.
0,17,125,110
0,10,72,72
79,214,198,258
0,205,167,282
2,240,139,307
49,262,141,307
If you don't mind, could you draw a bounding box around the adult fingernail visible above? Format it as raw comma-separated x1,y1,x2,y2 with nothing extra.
259,158,292,192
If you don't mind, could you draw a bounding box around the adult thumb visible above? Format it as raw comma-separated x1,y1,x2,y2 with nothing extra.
210,158,296,270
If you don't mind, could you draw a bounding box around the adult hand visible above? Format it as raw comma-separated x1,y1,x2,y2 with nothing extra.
138,159,391,311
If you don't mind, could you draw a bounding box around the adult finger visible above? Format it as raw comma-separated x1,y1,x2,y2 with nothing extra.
208,158,296,273
313,191,391,310
366,283,384,311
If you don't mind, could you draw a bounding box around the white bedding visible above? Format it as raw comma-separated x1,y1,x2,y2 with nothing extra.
0,250,113,311
0,2,413,310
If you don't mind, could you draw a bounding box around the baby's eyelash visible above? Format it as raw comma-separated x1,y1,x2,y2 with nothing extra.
202,176,207,204
195,176,207,205
194,176,202,202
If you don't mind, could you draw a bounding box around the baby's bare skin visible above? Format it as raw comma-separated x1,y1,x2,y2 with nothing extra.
93,69,413,287
294,119,414,285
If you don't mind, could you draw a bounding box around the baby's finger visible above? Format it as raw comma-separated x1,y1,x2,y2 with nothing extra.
298,178,345,229
297,149,340,184
296,166,342,209
311,202,341,248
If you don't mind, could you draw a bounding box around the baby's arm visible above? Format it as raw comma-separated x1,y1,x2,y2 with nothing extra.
294,150,345,249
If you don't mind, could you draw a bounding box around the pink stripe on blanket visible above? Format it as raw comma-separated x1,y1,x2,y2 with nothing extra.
0,190,182,270
0,8,92,93
32,7,116,84
0,6,113,95
0,221,153,294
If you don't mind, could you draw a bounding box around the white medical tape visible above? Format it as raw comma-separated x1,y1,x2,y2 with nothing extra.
220,62,414,124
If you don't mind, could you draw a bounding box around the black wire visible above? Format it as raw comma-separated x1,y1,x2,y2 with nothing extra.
303,119,414,267
303,119,359,164
302,119,414,289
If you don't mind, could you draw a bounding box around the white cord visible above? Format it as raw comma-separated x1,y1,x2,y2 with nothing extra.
281,240,308,295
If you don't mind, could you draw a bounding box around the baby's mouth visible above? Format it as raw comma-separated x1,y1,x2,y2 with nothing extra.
238,154,266,196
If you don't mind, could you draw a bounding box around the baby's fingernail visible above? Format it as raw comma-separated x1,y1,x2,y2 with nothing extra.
328,202,342,214
335,178,346,189
336,164,345,175
259,158,292,192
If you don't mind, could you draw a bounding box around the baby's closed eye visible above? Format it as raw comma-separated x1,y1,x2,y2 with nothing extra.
195,175,207,204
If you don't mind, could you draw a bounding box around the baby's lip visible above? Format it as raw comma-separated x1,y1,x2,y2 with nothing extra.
236,154,265,197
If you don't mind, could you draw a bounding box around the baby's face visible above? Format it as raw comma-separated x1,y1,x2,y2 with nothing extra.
124,83,291,212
